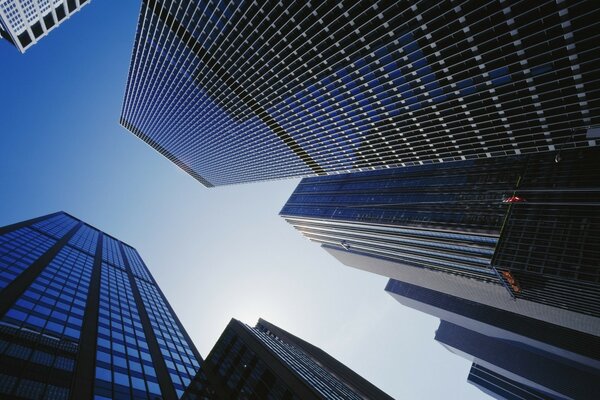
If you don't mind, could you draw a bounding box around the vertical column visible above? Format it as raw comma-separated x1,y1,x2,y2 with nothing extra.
0,212,64,236
0,221,82,317
70,232,103,399
118,242,178,400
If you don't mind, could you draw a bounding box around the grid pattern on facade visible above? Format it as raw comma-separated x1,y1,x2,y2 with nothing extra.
196,325,298,400
93,263,163,400
135,278,200,397
0,212,207,399
102,235,125,270
1,245,92,341
67,224,99,256
122,0,600,186
280,156,525,281
494,147,600,317
468,363,548,400
0,245,93,400
0,227,56,290
122,244,153,282
31,213,78,239
0,0,91,52
247,325,363,400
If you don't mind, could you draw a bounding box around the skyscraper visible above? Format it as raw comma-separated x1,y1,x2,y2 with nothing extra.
121,0,600,187
0,212,206,399
281,147,600,334
184,318,392,400
385,279,600,399
436,321,600,400
0,0,91,53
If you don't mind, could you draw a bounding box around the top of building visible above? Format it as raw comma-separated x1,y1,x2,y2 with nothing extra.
0,0,92,53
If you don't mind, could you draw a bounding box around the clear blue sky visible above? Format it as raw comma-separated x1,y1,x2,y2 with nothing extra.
0,2,484,398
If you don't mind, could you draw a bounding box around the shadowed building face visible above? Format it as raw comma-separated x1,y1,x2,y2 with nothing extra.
281,147,600,335
121,0,600,187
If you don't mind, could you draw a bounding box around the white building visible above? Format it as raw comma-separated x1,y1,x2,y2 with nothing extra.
0,0,91,53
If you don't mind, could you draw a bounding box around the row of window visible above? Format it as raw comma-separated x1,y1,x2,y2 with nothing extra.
94,263,163,400
135,278,200,396
0,227,56,290
31,213,78,239
68,224,99,255
121,0,599,185
2,246,93,341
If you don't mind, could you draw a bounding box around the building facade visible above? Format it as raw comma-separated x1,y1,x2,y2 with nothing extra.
0,212,207,400
467,363,557,400
435,321,600,400
184,318,392,400
385,279,600,399
281,147,600,334
121,0,600,186
0,0,91,53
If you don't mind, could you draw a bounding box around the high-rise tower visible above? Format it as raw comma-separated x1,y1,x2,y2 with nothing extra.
184,318,392,400
281,147,600,334
0,1,91,53
0,212,208,400
121,0,600,186
385,279,600,399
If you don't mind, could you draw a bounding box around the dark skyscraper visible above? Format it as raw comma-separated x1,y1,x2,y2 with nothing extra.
0,212,205,400
281,147,600,334
121,0,599,186
184,318,392,400
385,279,600,400
436,321,600,400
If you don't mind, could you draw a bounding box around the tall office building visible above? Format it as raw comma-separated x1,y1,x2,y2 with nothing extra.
385,279,600,399
121,0,600,187
184,318,392,400
0,212,207,400
281,147,600,334
0,0,91,53
436,321,600,400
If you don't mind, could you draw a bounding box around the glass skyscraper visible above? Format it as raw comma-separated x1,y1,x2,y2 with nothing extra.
281,147,600,335
121,0,600,186
0,212,206,400
183,318,392,400
385,279,600,399
0,0,91,53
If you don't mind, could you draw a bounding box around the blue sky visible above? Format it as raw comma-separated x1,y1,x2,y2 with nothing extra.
0,2,483,398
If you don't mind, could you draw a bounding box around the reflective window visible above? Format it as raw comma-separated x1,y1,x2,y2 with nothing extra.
68,224,99,255
1,246,93,341
93,264,162,400
136,279,200,394
31,214,78,239
101,236,125,269
0,227,56,290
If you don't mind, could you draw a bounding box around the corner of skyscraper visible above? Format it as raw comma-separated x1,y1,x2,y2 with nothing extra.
0,211,208,399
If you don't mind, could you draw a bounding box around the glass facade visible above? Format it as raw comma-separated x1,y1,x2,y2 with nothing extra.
135,279,200,397
0,227,56,290
94,263,162,400
0,212,206,400
248,326,362,400
68,224,100,255
493,147,600,318
435,320,600,400
283,146,600,315
188,318,392,400
281,156,520,282
122,0,599,186
467,363,549,400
